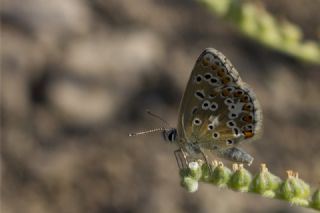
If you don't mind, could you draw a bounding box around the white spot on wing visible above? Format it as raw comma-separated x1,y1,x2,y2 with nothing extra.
203,53,214,65
208,77,220,86
209,102,218,111
224,98,234,105
194,90,205,100
232,127,242,138
208,116,219,131
201,100,210,110
212,132,220,139
193,117,202,126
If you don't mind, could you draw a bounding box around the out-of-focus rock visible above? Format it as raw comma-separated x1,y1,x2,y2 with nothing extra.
64,30,164,81
1,0,91,39
1,29,47,77
2,71,31,120
47,78,116,126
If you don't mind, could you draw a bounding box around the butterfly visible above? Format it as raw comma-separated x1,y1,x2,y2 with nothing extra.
130,48,262,168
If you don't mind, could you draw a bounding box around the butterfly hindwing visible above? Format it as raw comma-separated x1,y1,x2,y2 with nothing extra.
177,48,262,152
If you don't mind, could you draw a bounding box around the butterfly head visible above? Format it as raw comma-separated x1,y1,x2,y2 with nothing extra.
162,128,178,143
129,110,178,144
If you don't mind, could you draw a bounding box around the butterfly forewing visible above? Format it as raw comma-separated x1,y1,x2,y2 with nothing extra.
177,48,262,153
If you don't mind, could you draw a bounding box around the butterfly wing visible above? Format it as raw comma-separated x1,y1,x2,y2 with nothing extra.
177,48,262,153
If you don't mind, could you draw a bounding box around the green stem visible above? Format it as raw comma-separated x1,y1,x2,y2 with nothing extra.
180,161,320,211
198,0,320,64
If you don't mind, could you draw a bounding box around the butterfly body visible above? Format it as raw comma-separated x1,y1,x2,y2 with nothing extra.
164,48,262,165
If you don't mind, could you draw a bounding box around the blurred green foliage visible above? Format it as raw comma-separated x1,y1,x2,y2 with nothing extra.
199,0,320,64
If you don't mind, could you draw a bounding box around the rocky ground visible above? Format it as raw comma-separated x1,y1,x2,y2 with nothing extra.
1,0,320,212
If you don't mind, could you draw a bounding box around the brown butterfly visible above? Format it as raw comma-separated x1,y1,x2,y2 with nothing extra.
130,48,262,168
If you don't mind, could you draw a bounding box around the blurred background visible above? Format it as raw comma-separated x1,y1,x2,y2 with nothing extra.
1,0,320,212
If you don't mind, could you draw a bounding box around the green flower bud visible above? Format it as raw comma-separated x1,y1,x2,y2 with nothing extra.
280,20,302,45
229,164,252,192
188,161,202,180
181,176,199,193
256,12,282,47
200,0,231,16
250,164,281,198
209,161,231,188
297,42,320,63
239,3,258,36
310,189,320,210
201,160,217,182
278,171,310,206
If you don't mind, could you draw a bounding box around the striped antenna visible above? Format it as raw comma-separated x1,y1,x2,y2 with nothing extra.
128,127,166,137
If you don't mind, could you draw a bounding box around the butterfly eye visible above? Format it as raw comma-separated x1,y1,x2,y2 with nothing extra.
168,132,176,142
212,132,220,139
209,102,218,111
202,100,210,110
193,117,202,126
168,130,177,142
163,129,177,143
226,139,234,145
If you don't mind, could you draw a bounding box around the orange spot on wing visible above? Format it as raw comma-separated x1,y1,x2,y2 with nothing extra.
222,88,231,96
243,131,254,138
202,60,209,66
217,69,225,77
234,90,243,97
240,95,250,103
211,64,218,70
222,77,231,84
242,115,253,122
242,104,252,111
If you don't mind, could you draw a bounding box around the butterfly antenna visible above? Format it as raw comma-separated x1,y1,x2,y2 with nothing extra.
145,109,170,127
128,110,170,137
128,127,166,137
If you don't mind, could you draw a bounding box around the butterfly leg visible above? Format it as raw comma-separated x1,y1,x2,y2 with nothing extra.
199,148,213,175
174,149,188,170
